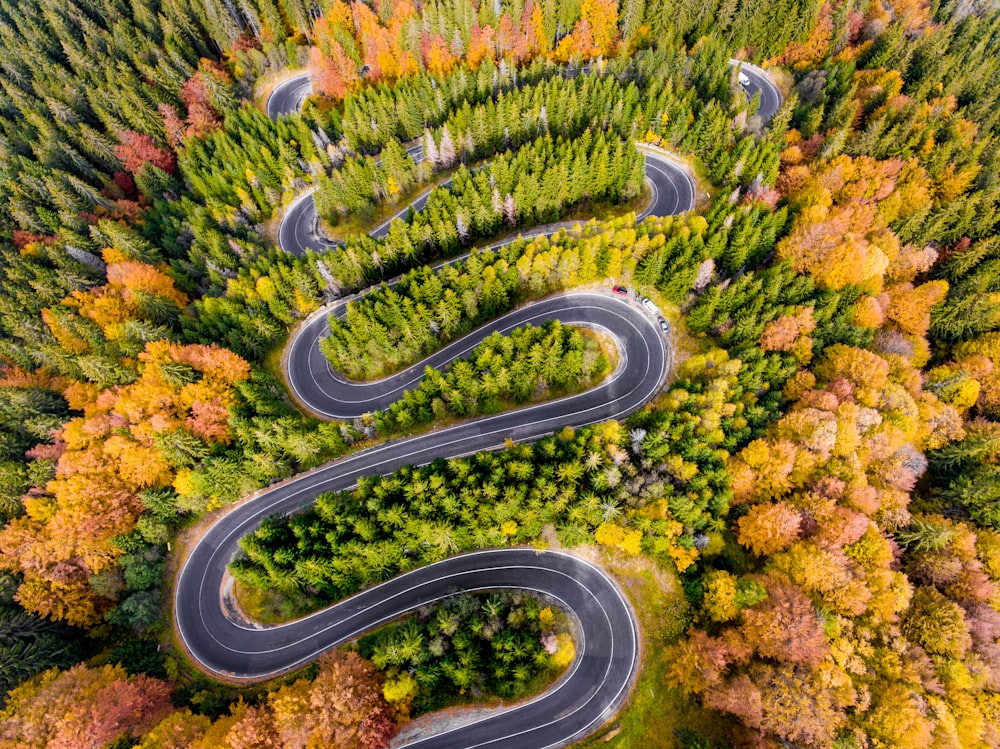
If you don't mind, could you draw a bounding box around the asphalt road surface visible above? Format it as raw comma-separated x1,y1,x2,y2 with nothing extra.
278,143,695,256
176,290,658,744
731,60,783,123
266,74,313,119
289,291,664,418
277,140,428,255
177,547,638,748
175,61,778,748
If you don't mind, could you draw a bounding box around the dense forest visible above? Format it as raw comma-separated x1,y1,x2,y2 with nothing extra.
1,0,1000,747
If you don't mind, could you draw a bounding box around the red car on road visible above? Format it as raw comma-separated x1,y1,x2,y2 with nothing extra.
612,285,628,296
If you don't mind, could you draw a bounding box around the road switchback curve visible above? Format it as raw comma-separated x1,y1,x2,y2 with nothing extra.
176,65,782,748
176,290,659,746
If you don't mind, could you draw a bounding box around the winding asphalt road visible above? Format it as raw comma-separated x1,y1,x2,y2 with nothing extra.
266,73,313,120
279,141,429,255
289,292,663,418
272,73,696,257
175,63,782,748
179,547,638,748
730,60,783,123
279,146,694,256
175,291,659,746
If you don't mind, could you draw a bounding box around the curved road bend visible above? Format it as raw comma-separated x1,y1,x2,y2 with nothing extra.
271,73,697,257
279,147,695,256
729,60,783,123
266,74,313,120
278,140,429,255
176,292,661,745
179,548,638,748
176,62,781,746
290,291,662,418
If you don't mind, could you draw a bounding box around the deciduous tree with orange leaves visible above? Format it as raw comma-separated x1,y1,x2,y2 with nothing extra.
736,501,802,555
421,33,458,77
776,154,932,291
309,41,360,100
739,575,829,665
465,23,494,69
0,341,250,626
0,663,174,749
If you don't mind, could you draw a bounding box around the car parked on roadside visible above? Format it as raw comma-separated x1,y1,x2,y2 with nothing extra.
612,285,628,296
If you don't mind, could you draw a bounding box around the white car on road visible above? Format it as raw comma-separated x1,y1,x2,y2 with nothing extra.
738,71,750,87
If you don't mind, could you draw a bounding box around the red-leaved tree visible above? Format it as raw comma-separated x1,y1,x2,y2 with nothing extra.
114,131,176,176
